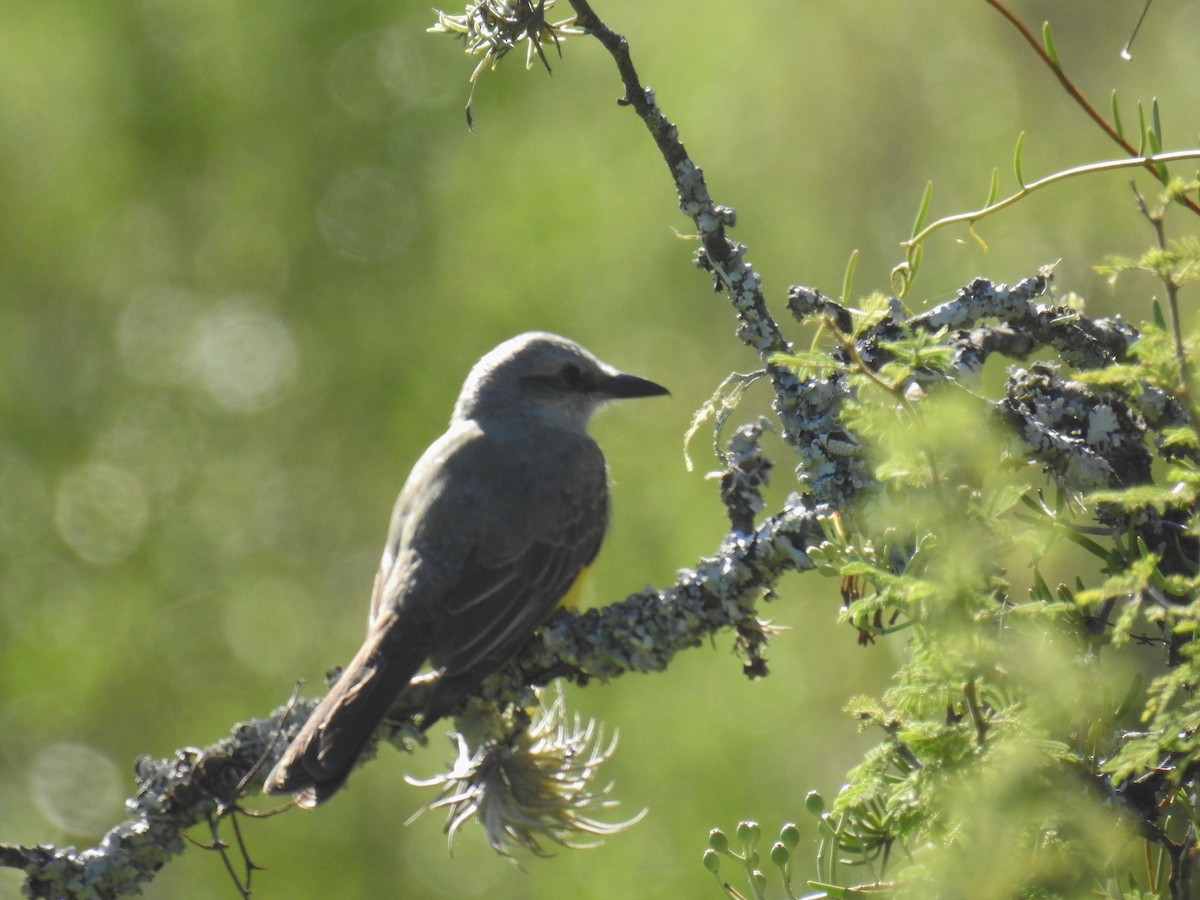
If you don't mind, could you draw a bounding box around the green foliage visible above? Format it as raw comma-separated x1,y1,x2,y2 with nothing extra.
729,292,1200,898
705,3,1200,892
1096,179,1200,296
721,176,1200,900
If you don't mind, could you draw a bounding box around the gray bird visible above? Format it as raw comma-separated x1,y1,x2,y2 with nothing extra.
264,332,668,806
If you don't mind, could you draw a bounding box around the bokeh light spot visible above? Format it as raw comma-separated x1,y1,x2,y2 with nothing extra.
54,461,149,565
188,303,299,413
328,23,455,120
117,285,202,386
317,167,414,262
29,741,123,835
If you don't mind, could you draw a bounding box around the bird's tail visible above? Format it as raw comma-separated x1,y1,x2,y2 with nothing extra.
264,622,426,807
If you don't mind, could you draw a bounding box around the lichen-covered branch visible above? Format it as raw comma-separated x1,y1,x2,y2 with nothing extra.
0,715,288,899
564,0,794,404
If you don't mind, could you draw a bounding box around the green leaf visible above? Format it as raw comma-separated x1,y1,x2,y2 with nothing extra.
1074,553,1161,611
1089,484,1186,512
1057,525,1123,568
1147,105,1168,182
1114,672,1144,719
1013,131,1026,187
1041,21,1060,67
1030,567,1053,603
1161,426,1200,449
911,180,933,239
1111,90,1124,140
769,350,842,376
1146,122,1162,158
841,249,859,305
985,167,999,207
1152,298,1167,329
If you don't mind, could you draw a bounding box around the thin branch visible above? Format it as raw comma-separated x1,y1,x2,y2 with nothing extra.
983,0,1200,216
1130,182,1195,409
566,0,788,361
905,151,1200,249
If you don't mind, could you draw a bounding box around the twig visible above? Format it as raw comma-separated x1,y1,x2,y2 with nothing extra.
983,0,1200,216
565,0,788,361
906,151,1200,249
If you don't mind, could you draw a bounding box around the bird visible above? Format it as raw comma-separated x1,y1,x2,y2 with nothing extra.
264,331,668,807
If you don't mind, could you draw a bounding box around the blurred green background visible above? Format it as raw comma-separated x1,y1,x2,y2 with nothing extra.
1,1,1197,897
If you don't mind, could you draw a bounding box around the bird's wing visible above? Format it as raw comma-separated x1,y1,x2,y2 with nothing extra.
425,431,608,695
363,423,608,720
367,420,483,629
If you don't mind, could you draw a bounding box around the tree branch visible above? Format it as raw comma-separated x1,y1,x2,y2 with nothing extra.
983,0,1200,216
566,0,789,358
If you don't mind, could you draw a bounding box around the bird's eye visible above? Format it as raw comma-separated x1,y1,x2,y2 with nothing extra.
559,363,583,386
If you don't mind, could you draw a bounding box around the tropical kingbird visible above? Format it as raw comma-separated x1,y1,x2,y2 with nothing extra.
264,331,668,806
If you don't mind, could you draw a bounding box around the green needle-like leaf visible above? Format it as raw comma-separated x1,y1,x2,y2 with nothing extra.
1041,21,1060,67
910,181,933,240
841,249,859,305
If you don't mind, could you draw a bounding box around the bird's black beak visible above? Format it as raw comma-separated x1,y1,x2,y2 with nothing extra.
604,371,670,399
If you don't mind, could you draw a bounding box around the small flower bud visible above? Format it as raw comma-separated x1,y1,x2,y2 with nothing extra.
751,869,768,893
780,822,801,849
770,840,789,868
708,827,729,853
736,819,761,848
804,791,825,817
702,848,721,875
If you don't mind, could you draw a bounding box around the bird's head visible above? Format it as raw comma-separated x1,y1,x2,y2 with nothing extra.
453,332,668,432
